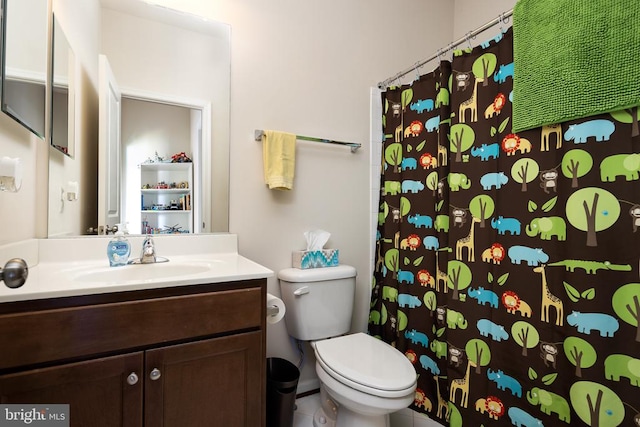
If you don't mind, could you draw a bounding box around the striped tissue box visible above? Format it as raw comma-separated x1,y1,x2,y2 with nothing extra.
292,250,339,269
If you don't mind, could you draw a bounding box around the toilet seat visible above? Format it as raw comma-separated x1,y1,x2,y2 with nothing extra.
314,333,417,399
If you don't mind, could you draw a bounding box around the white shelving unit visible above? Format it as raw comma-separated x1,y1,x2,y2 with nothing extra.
140,162,193,234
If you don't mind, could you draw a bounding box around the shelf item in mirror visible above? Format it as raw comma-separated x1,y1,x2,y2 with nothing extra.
141,218,151,235
171,151,192,163
141,217,189,234
142,151,193,165
141,196,190,212
141,180,189,190
140,162,193,234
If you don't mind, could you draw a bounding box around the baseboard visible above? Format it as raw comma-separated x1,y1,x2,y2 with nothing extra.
296,378,320,396
296,388,320,399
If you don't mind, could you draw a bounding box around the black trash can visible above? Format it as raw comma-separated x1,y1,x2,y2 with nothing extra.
266,357,300,427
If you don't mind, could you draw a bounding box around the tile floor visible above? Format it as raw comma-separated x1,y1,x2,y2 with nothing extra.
293,393,444,427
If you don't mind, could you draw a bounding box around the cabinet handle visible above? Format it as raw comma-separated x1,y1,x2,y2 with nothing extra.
149,368,162,381
127,372,139,386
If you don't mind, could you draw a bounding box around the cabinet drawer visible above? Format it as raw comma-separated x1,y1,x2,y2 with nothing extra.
0,287,262,371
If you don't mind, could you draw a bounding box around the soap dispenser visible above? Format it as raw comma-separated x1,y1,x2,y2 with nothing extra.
107,223,131,267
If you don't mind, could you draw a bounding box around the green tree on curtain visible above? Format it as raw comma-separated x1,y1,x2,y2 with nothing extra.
371,27,640,426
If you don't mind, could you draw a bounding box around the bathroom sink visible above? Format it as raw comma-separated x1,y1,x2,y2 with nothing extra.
70,260,223,284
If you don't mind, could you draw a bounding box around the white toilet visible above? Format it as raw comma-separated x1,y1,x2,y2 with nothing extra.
278,265,417,427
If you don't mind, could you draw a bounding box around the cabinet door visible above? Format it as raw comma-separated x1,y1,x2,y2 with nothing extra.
145,331,263,427
0,352,143,427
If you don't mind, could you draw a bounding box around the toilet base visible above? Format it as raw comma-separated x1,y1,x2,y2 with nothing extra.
313,407,336,427
313,401,390,427
314,387,390,427
313,386,337,427
335,405,389,427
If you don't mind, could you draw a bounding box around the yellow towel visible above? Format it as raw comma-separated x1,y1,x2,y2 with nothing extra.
262,130,297,190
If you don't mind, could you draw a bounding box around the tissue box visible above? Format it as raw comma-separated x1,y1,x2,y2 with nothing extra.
292,249,339,269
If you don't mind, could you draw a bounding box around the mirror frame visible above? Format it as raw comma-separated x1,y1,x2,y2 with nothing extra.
0,0,51,139
50,14,75,157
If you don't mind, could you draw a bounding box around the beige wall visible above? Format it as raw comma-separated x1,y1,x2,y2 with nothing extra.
148,0,455,391
0,115,42,245
453,0,516,39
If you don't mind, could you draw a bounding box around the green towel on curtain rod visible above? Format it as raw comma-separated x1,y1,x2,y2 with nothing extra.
512,0,640,132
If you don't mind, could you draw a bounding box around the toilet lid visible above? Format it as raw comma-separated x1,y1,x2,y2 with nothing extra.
314,333,416,393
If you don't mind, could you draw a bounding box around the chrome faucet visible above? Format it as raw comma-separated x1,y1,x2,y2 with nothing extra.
140,235,157,264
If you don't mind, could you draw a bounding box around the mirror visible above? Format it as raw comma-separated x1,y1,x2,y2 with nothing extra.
47,0,230,236
51,15,75,157
0,0,49,139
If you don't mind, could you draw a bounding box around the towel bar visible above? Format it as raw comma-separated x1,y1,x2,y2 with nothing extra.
255,129,361,153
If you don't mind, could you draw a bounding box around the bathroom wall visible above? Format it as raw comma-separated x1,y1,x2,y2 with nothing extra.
234,0,455,392
453,0,517,39
145,0,455,391
0,117,42,245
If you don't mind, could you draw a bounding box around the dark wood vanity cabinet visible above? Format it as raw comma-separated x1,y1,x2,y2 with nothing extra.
0,279,267,427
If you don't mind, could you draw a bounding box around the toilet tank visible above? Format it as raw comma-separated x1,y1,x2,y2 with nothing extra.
278,265,357,341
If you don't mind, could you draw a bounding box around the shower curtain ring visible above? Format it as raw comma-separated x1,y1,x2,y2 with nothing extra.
499,12,510,31
413,61,422,81
466,31,473,49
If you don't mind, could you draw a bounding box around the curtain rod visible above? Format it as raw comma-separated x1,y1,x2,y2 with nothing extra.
255,130,361,153
377,9,513,89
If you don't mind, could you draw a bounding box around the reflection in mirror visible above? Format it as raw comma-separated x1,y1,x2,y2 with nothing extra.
51,15,75,157
121,98,203,235
0,0,49,138
47,0,231,237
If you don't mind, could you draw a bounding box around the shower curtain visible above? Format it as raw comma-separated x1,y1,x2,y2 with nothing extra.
369,28,640,427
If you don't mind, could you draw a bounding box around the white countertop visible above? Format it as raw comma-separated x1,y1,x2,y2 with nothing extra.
0,234,273,303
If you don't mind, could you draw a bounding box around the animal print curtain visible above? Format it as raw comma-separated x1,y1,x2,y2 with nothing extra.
369,27,640,427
